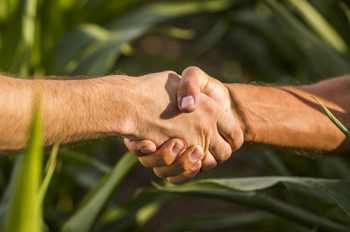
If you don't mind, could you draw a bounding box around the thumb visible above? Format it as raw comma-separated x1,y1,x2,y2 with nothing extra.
178,66,211,113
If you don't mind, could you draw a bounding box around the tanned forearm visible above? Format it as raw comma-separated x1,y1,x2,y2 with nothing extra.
0,74,135,154
227,76,350,154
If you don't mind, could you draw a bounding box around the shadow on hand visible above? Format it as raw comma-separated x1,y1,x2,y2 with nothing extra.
281,88,350,154
160,72,182,120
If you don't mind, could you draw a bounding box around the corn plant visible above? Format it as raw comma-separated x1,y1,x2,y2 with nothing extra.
1,0,350,232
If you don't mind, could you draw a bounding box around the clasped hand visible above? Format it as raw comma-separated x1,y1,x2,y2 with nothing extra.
123,67,244,184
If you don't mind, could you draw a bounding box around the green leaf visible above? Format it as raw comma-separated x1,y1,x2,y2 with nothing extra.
311,96,350,140
286,0,348,54
58,148,111,174
317,157,350,180
163,211,310,232
11,0,38,76
60,152,138,232
255,147,292,176
96,188,173,232
58,148,112,190
157,177,350,231
188,19,228,59
0,155,24,226
232,8,298,62
3,89,43,232
53,0,235,75
38,136,64,207
263,0,350,77
339,2,350,25
52,23,110,74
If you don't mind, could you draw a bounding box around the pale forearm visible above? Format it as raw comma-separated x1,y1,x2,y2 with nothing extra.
227,76,350,154
0,75,134,154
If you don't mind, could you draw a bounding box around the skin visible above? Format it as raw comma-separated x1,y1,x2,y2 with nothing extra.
127,66,350,184
0,71,243,179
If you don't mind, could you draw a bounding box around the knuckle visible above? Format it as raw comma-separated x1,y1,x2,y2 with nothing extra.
139,158,152,168
227,124,244,151
184,66,201,74
163,70,178,76
176,159,187,172
199,123,212,136
229,125,244,151
202,162,217,172
161,153,174,166
205,102,217,115
179,78,196,92
154,168,167,178
216,150,232,163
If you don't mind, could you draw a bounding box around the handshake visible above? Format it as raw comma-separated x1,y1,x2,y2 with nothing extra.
121,66,244,184
3,65,341,182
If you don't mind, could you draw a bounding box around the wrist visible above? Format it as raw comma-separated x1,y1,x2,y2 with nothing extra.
225,83,258,143
90,75,140,137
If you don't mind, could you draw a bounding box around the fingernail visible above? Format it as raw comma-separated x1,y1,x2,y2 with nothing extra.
191,161,201,170
172,143,184,156
181,96,194,109
189,149,201,162
141,147,152,154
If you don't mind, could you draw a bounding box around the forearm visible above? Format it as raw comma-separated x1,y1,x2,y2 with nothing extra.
0,75,134,154
227,76,350,154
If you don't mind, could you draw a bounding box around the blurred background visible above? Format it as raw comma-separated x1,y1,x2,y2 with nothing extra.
1,0,350,231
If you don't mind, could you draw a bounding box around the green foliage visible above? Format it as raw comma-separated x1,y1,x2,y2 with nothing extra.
3,92,43,232
311,96,350,140
157,177,350,228
39,137,64,208
1,0,350,232
52,0,234,76
61,152,138,232
163,211,311,232
263,0,350,77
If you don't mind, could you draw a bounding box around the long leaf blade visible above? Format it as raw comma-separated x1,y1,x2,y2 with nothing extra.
311,96,350,140
264,0,350,77
156,177,350,231
3,88,43,232
163,212,310,232
60,152,138,232
158,176,350,225
11,0,37,76
38,136,64,206
286,0,348,54
53,0,235,76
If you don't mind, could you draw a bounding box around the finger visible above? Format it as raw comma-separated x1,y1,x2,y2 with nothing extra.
216,107,244,151
209,131,232,164
138,139,185,167
178,66,211,113
153,145,204,178
124,138,157,157
204,107,234,164
167,160,202,185
201,150,217,172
